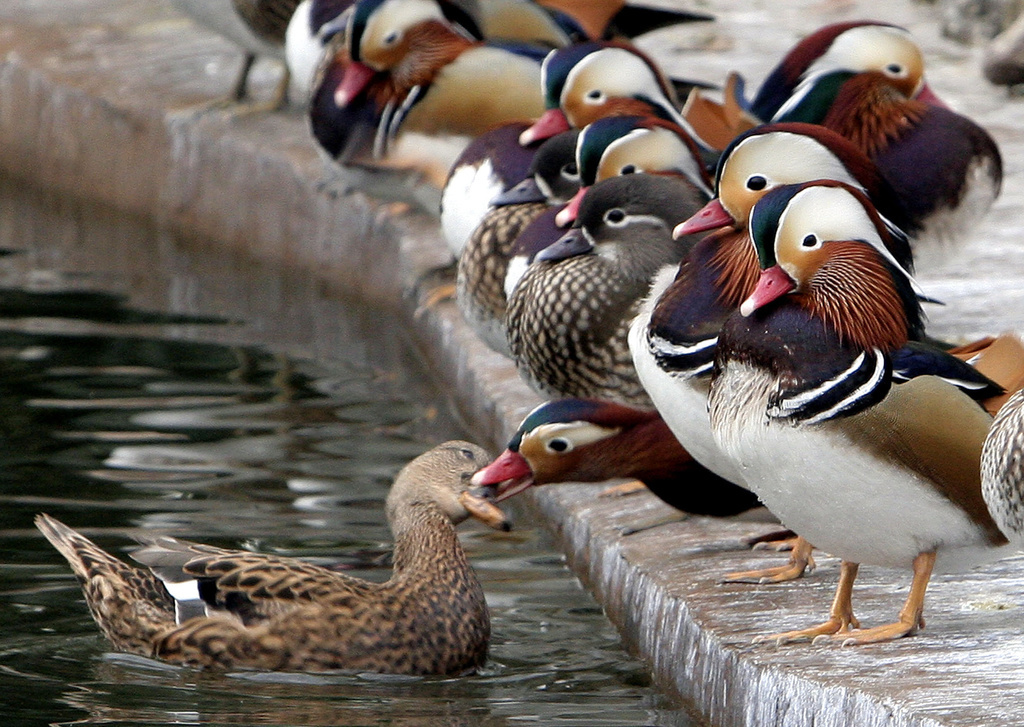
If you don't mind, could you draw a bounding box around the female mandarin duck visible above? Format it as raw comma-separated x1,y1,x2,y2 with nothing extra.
683,21,948,150
313,0,547,183
36,442,510,673
506,172,706,406
709,182,1014,645
771,55,1002,253
983,388,1024,542
470,398,760,517
457,131,579,356
556,114,713,227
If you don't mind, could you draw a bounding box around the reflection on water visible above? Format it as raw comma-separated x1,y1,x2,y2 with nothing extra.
0,175,695,726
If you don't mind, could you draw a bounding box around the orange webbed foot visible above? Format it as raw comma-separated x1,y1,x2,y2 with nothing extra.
724,536,815,583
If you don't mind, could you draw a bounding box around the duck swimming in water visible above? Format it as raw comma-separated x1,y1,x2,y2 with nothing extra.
36,441,508,674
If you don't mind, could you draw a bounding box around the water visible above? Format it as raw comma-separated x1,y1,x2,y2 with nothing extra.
0,175,696,727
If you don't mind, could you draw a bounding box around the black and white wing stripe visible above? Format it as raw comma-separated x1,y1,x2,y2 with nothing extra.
769,347,892,424
648,330,718,379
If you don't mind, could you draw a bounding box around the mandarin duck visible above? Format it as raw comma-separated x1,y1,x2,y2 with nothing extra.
772,60,1002,255
556,114,714,227
170,0,304,110
36,442,509,673
285,0,355,101
312,0,546,184
470,398,760,517
506,172,706,406
456,131,579,355
709,183,1015,645
518,41,715,161
683,21,948,150
629,174,999,582
982,388,1024,542
440,122,542,261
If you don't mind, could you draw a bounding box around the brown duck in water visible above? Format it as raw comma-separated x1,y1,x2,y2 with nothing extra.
36,441,509,675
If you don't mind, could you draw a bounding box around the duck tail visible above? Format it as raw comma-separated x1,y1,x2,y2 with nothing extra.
35,513,176,655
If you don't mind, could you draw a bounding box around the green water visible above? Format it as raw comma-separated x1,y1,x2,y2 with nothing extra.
0,176,697,726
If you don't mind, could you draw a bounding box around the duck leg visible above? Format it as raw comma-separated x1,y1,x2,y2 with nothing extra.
723,536,815,584
830,550,935,646
753,560,860,644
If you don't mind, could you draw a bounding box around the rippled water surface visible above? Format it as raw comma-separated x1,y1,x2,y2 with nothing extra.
0,176,696,726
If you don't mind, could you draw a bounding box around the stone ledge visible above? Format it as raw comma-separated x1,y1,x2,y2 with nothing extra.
2,2,1024,726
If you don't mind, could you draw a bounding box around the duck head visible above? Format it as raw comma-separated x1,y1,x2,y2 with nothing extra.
491,129,580,206
470,398,668,500
556,115,712,226
537,173,700,282
674,123,914,270
386,441,510,530
520,41,683,145
752,21,944,121
336,0,480,105
741,181,923,350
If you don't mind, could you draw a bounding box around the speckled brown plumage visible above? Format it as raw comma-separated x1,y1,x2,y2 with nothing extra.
507,253,652,405
505,173,705,407
36,442,507,675
982,388,1024,543
457,201,547,356
232,0,303,45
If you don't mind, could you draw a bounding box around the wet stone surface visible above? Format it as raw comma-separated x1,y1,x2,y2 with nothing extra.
1,0,1024,726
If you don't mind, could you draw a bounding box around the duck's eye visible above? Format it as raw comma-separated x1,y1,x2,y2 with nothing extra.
562,162,578,178
460,448,476,460
801,233,819,248
746,175,767,191
605,208,626,224
884,63,904,76
382,31,400,46
546,437,571,453
585,89,605,103
620,164,637,175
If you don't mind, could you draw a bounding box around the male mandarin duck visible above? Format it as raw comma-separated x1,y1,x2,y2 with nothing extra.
506,172,706,406
629,171,1001,582
36,442,510,673
771,57,1002,253
708,182,1016,645
470,398,760,517
312,0,546,184
556,114,714,227
683,21,948,150
456,131,579,355
170,0,304,110
440,122,542,261
285,0,355,101
518,41,715,160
